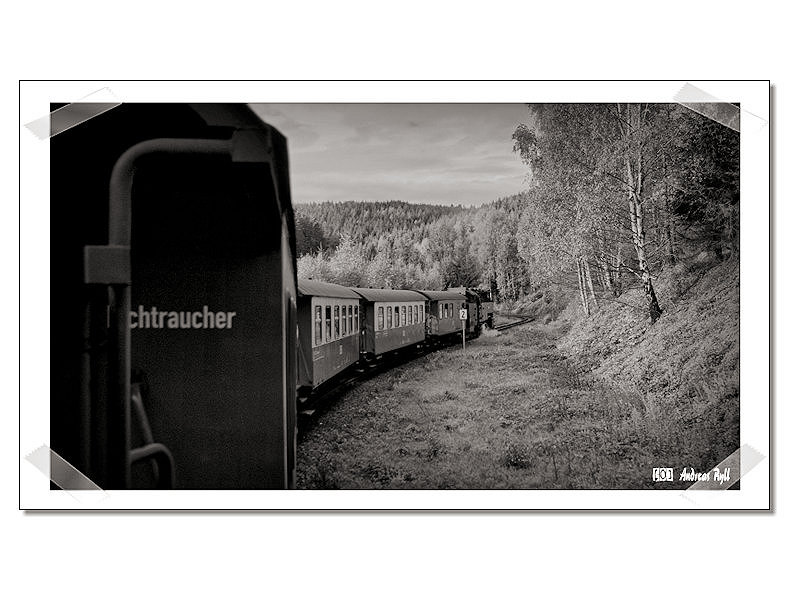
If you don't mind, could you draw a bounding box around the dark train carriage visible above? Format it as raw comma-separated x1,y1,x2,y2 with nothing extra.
351,288,428,356
447,287,483,337
471,287,495,328
417,290,466,338
50,103,297,489
481,300,495,328
297,280,361,390
447,287,478,336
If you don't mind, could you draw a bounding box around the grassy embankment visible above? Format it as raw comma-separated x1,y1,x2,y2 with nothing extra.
297,257,739,489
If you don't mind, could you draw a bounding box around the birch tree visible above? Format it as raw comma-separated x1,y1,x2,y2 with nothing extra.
614,103,662,322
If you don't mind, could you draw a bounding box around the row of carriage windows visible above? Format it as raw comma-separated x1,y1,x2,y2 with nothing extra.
313,301,459,344
314,304,359,346
376,304,425,331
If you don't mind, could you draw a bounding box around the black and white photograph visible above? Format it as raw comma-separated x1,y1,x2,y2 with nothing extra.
19,81,769,511
7,2,787,586
278,101,742,491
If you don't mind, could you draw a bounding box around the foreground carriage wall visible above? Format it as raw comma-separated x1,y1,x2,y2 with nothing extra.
50,104,297,489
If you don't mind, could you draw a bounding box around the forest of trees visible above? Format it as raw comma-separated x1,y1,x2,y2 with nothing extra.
513,103,738,322
295,103,739,321
295,198,525,296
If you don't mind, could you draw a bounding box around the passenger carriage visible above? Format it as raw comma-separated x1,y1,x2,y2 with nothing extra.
416,290,467,339
351,288,428,357
297,279,362,390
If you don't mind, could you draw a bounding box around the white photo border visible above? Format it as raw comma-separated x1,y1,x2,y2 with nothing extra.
19,80,770,510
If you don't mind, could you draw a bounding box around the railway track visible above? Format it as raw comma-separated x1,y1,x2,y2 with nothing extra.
495,315,535,331
298,342,435,431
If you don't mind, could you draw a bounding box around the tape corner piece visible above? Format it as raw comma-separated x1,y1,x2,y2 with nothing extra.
25,445,105,492
686,444,765,491
673,82,741,133
24,87,122,140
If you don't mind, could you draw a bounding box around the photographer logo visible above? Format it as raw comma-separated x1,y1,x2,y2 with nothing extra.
652,467,674,482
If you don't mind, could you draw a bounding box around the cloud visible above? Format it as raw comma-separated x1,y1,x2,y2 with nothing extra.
249,103,533,206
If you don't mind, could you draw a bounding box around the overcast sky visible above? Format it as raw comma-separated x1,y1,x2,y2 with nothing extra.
249,103,534,207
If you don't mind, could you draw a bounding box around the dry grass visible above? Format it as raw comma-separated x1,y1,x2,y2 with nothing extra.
297,323,676,489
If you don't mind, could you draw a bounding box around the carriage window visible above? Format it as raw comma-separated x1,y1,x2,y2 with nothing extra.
419,306,424,323
439,304,444,319
353,305,358,333
450,303,454,318
334,305,340,340
387,306,393,329
394,306,400,327
408,306,413,325
377,306,384,331
314,306,322,345
342,305,347,336
325,305,331,342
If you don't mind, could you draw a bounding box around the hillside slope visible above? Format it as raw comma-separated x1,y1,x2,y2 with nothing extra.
558,257,740,472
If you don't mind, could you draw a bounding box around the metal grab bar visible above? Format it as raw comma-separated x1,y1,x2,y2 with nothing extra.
130,443,176,489
131,382,159,482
